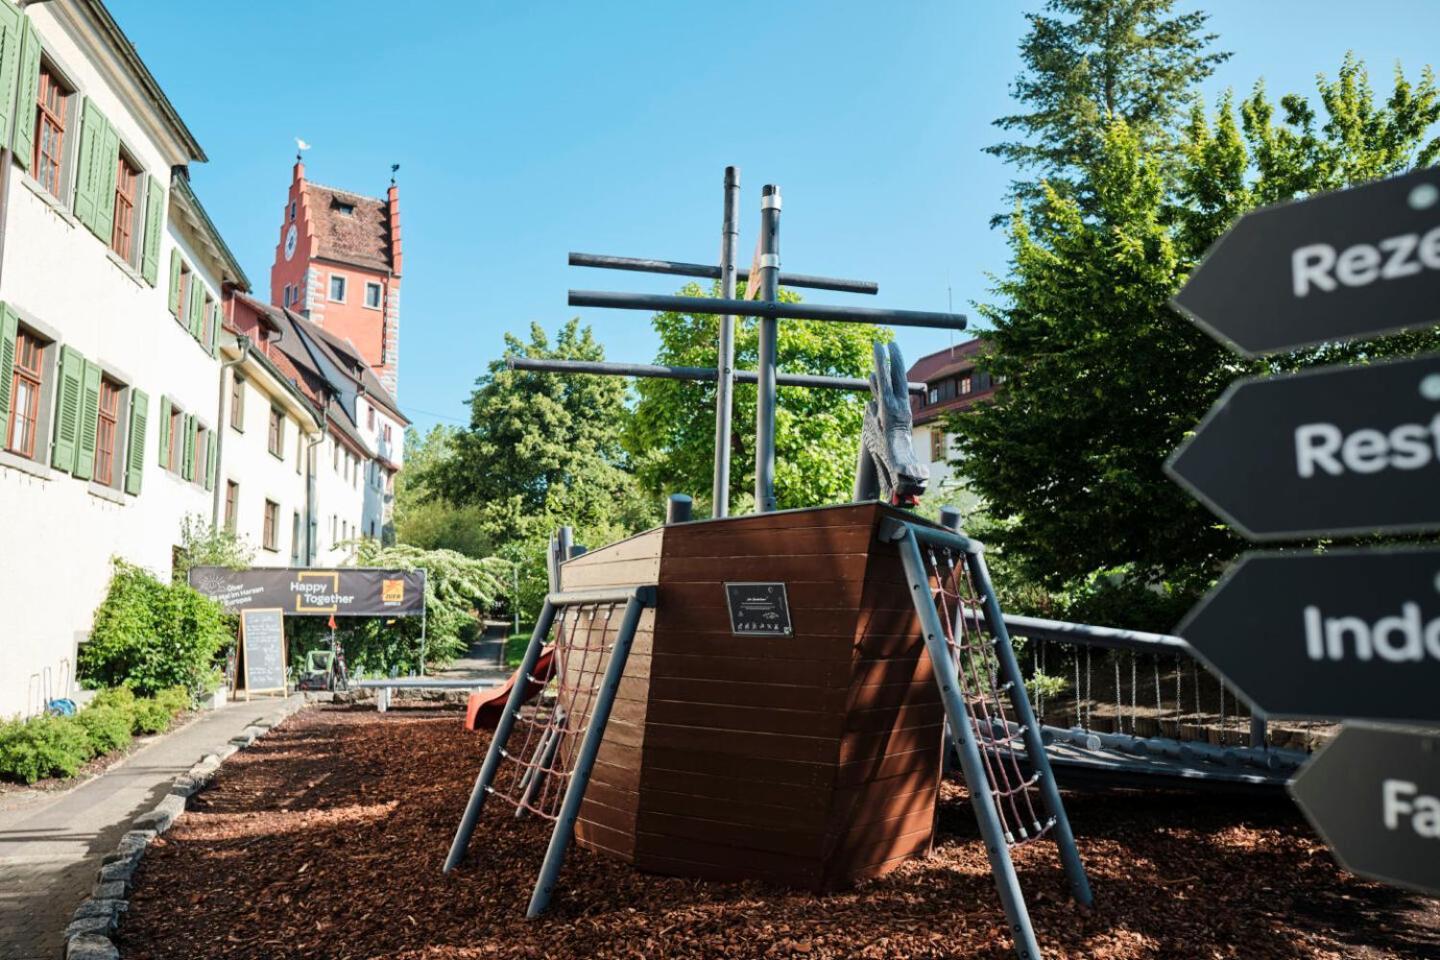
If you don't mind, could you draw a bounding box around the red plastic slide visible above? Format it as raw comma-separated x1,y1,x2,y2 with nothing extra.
465,644,554,731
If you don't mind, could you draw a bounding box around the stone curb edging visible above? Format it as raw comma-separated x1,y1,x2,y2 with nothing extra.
61,699,304,960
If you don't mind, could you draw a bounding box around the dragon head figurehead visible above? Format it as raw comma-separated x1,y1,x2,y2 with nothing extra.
854,341,929,507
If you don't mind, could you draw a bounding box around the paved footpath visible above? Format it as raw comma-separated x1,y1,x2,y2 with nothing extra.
0,696,301,960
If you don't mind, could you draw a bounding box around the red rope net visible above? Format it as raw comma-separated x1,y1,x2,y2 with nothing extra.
485,602,624,821
926,544,1055,848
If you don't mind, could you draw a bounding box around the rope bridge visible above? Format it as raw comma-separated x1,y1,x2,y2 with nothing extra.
884,516,1092,960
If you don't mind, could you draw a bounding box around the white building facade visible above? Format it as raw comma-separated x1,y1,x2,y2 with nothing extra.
0,1,407,719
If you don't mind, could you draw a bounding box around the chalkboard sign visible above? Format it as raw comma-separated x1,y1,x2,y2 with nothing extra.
725,582,792,636
238,608,287,698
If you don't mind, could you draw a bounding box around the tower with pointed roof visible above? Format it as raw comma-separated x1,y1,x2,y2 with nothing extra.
270,158,403,396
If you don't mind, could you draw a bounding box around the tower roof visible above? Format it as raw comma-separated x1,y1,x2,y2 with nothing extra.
301,182,394,272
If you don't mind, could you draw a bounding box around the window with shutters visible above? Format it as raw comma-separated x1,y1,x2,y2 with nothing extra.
263,499,279,551
33,65,72,200
110,153,141,263
192,421,208,487
174,263,191,324
959,374,973,395
200,295,214,351
6,329,48,460
94,377,122,486
930,427,945,463
166,404,183,472
224,481,239,532
364,282,382,309
268,407,284,458
328,275,346,302
290,511,302,564
230,376,244,431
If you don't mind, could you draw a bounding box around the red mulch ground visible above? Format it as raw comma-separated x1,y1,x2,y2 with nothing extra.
115,706,1440,959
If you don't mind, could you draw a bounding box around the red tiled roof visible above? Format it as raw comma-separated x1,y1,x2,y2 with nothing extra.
303,183,392,272
906,337,987,383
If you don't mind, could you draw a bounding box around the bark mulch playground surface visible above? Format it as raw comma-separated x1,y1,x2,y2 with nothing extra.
115,706,1440,960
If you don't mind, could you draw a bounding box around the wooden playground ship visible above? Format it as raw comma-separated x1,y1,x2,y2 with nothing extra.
558,502,945,888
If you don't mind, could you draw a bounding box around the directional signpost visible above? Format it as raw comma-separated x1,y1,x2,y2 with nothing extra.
1177,548,1440,723
1167,354,1440,540
1290,725,1440,895
1167,167,1440,900
1173,168,1440,356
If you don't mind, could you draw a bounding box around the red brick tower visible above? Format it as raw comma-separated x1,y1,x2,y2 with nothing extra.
270,159,403,396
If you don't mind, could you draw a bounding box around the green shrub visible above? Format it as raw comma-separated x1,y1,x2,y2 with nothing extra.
131,699,173,735
0,715,93,784
89,686,137,712
80,559,232,697
153,686,192,715
76,705,134,755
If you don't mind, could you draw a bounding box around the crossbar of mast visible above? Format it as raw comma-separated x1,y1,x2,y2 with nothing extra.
568,252,879,295
568,290,967,331
506,356,925,394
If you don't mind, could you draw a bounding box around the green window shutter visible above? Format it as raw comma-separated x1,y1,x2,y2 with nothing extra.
0,1,21,153
91,119,119,243
157,394,171,467
182,413,195,481
188,278,203,339
9,13,40,171
168,250,182,315
207,300,220,357
124,388,148,495
205,431,217,491
50,345,83,471
72,99,104,229
72,358,101,480
0,304,17,430
141,180,164,285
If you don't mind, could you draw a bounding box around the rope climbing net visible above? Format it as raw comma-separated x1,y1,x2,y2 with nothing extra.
486,602,624,822
925,543,1053,847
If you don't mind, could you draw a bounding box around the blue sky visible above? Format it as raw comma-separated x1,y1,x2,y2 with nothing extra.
112,0,1440,432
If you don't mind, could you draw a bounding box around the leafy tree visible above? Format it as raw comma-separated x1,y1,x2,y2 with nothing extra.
989,0,1228,219
425,319,657,547
627,281,891,514
954,56,1440,630
393,426,493,557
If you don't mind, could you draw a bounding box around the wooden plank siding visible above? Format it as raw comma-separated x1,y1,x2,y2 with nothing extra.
552,502,949,888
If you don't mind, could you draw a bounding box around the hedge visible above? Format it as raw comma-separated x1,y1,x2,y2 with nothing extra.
0,685,192,784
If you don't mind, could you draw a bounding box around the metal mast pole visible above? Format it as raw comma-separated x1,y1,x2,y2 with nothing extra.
754,184,781,512
712,166,740,518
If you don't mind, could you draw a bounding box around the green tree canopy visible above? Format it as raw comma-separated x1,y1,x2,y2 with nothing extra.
954,55,1440,630
626,281,891,514
989,0,1228,219
424,319,657,547
393,425,493,558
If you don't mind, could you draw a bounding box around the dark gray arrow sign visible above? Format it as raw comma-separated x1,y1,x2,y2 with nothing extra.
1172,168,1440,356
1166,354,1440,540
1290,725,1440,896
1176,547,1440,723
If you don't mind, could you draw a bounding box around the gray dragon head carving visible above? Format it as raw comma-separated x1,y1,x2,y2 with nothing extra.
854,341,929,507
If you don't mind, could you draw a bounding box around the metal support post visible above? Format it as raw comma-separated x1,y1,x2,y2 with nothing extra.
526,589,651,916
1250,711,1268,749
443,599,559,873
666,493,693,524
968,548,1093,909
893,528,1044,960
754,184,781,512
712,166,740,518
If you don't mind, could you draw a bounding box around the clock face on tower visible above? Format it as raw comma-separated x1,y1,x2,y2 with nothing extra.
284,224,298,262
